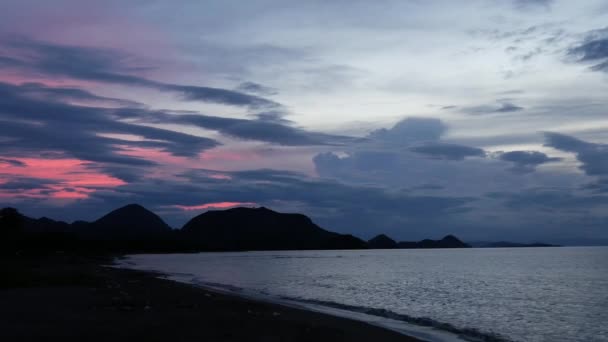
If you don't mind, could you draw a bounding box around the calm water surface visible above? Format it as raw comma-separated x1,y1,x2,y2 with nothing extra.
120,247,608,342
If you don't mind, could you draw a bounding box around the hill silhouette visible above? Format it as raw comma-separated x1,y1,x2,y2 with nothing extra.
181,207,366,251
397,234,470,249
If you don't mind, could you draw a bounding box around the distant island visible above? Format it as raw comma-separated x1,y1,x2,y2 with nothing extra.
367,233,471,249
1,204,558,254
470,241,562,248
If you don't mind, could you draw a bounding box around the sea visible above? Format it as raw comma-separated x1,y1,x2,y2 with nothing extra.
117,247,608,342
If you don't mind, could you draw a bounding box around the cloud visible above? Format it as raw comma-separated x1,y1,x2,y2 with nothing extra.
512,0,553,9
1,80,356,180
0,177,56,190
0,157,126,200
368,117,447,145
313,151,400,178
312,117,563,198
568,28,608,72
544,132,608,176
163,83,279,109
498,151,561,173
410,143,486,160
236,81,278,96
0,78,364,207
495,102,524,113
115,108,357,147
459,101,524,115
16,82,144,107
410,184,445,191
570,39,608,61
0,157,25,167
589,60,608,72
0,82,220,181
169,114,356,146
493,187,608,211
0,36,281,109
582,179,608,194
251,110,293,124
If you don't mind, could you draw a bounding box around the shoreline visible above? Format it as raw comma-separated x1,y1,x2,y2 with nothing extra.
128,263,465,342
1,254,422,342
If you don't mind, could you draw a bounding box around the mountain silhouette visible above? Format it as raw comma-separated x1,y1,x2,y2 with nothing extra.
23,216,72,233
4,205,479,253
181,207,366,251
88,204,172,239
368,234,398,249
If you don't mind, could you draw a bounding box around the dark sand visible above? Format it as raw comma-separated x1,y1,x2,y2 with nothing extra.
1,255,422,342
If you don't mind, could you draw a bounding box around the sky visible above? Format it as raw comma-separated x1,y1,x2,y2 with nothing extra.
1,0,608,244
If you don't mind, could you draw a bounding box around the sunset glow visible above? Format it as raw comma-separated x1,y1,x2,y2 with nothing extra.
174,202,257,211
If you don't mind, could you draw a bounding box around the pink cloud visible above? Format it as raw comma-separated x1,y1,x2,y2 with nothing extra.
116,146,256,179
208,173,232,180
117,146,192,165
199,149,259,162
48,186,94,199
0,186,92,200
0,157,125,201
115,146,202,179
0,157,125,187
173,202,257,211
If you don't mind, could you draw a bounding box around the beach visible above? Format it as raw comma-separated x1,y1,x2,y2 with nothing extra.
1,255,421,342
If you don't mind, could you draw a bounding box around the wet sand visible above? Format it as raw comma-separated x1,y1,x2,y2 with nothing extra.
1,255,422,342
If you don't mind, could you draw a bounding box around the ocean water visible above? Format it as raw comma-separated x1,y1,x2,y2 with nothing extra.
118,247,608,342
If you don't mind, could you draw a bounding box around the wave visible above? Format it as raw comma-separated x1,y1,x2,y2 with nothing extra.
182,274,514,342
163,273,514,342
280,297,515,342
269,255,345,259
